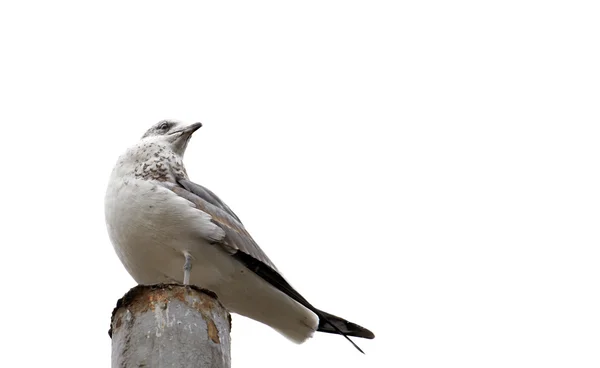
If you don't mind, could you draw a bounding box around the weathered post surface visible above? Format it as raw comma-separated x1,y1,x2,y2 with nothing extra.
110,284,231,368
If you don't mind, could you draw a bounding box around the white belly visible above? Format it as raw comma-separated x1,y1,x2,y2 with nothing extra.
105,177,223,285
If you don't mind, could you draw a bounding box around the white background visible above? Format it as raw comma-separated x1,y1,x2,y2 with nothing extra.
1,1,599,367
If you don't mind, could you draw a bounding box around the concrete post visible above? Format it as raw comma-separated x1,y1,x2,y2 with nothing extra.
110,284,231,368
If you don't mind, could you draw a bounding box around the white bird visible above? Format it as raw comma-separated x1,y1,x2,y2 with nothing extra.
105,120,374,352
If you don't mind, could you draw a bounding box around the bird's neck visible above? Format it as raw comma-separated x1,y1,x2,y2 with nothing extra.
118,141,188,182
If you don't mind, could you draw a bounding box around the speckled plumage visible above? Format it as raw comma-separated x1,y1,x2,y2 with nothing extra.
124,141,188,182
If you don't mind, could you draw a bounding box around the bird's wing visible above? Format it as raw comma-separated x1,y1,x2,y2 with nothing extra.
177,179,243,224
169,178,277,270
166,179,372,352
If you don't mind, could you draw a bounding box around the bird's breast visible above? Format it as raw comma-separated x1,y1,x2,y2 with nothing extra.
104,176,226,286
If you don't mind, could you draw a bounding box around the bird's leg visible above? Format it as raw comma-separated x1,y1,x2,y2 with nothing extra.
183,251,193,285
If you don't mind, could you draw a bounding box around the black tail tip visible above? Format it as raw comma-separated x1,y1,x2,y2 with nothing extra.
316,310,375,345
318,318,375,339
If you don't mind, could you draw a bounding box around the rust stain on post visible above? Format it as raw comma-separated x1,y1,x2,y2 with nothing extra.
204,314,221,344
114,317,122,330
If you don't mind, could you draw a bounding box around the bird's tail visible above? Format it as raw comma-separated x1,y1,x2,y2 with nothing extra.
317,310,375,339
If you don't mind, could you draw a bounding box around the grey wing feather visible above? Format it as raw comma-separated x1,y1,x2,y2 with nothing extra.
178,179,243,224
170,179,278,271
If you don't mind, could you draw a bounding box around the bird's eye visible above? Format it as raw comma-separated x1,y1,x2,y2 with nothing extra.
158,122,170,131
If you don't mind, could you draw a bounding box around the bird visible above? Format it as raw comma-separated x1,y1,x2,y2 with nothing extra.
104,119,375,353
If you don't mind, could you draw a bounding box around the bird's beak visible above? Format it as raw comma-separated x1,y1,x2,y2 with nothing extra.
171,122,203,136
182,122,203,134
169,122,203,155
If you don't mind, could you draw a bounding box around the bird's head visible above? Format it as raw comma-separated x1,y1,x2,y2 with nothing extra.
141,120,203,157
